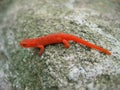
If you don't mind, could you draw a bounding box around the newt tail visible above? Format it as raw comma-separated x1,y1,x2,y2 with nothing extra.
20,32,111,55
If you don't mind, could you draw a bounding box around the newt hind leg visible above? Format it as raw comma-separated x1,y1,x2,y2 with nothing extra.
56,37,70,48
62,39,70,48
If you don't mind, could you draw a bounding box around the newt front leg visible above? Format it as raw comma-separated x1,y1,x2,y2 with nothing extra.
38,45,44,56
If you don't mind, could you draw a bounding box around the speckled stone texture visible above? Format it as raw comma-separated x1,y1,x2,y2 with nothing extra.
0,0,120,90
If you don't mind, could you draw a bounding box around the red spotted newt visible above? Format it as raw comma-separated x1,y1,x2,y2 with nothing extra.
20,32,111,55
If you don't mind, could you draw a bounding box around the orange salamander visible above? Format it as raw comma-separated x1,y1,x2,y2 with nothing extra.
20,32,111,55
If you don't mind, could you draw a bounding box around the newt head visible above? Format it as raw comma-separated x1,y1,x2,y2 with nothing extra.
20,39,37,48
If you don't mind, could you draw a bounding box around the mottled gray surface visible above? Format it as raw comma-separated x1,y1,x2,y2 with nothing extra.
0,0,120,90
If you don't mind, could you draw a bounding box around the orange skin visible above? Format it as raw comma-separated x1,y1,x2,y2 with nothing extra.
20,33,111,55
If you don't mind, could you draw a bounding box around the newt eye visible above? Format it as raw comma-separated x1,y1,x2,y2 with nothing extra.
22,44,27,47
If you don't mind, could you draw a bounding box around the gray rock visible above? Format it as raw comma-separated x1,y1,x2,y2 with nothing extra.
0,0,120,90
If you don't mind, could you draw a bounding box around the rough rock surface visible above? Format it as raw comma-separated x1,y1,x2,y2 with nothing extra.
0,0,120,90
